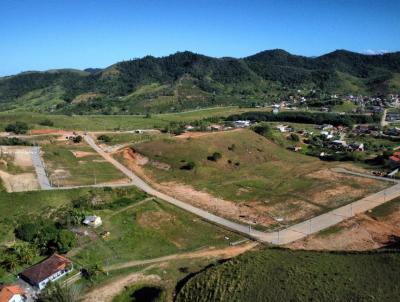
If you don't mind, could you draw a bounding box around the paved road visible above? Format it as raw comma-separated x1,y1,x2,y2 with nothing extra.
84,134,400,245
31,146,52,190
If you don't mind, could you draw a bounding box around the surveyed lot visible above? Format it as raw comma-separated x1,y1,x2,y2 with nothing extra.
131,129,388,229
42,140,128,187
0,146,39,192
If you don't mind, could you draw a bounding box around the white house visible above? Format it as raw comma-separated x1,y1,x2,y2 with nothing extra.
276,124,289,133
0,285,26,302
83,215,102,228
233,120,251,128
19,254,73,290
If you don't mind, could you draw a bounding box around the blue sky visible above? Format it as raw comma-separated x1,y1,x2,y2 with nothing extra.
1,0,399,76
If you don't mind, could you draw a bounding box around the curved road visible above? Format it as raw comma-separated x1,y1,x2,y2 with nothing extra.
84,134,400,245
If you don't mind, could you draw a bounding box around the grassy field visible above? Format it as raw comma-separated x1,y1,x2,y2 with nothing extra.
0,107,271,131
41,140,127,186
176,248,400,302
96,132,167,146
133,129,387,226
72,199,242,267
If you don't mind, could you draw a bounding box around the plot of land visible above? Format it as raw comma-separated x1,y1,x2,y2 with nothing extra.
42,140,129,187
128,129,387,229
0,146,39,192
288,197,400,251
71,199,243,267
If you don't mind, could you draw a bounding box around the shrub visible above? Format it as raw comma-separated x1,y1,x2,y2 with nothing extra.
180,161,196,170
98,134,112,143
251,122,272,139
289,133,300,142
5,121,29,134
72,135,83,143
207,152,222,161
39,119,54,127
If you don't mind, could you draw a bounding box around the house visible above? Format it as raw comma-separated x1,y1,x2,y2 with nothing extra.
83,215,102,228
348,143,364,152
320,131,333,139
276,124,289,133
331,140,347,148
19,254,73,290
319,124,333,131
389,155,400,167
0,285,26,302
208,124,223,131
233,120,251,128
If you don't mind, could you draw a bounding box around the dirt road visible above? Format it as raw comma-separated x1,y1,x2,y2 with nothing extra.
85,134,400,245
106,241,258,271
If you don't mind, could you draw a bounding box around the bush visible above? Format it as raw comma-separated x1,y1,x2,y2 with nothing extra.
39,119,54,127
251,122,272,139
5,121,29,134
15,222,41,242
180,161,196,170
98,134,112,143
289,133,300,142
207,152,222,161
72,135,83,143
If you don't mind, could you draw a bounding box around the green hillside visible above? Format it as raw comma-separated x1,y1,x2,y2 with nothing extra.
1,50,399,114
175,248,400,302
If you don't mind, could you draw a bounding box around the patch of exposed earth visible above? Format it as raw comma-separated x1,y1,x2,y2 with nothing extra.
288,210,400,251
0,170,39,192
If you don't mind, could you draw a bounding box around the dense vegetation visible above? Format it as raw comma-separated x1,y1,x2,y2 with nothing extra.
227,111,380,127
1,50,399,114
176,248,400,302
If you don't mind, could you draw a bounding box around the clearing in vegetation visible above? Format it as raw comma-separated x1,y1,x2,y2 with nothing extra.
175,248,400,302
0,146,39,192
41,139,129,187
130,129,387,229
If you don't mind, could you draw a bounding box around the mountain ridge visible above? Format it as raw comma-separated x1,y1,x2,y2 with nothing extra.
0,49,399,114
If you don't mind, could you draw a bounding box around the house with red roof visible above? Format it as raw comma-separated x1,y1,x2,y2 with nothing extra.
0,285,26,302
19,254,73,290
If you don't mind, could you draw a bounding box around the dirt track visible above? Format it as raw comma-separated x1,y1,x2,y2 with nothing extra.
83,241,258,302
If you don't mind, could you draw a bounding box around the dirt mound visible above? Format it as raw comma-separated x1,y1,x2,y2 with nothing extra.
71,151,96,158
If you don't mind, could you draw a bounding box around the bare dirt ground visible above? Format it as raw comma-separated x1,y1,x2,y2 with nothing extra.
71,150,96,158
83,271,161,302
175,129,241,139
0,146,39,192
288,211,400,251
0,170,39,192
106,241,259,271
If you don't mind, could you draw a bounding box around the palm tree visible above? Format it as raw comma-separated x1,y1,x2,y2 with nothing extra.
2,253,18,272
37,283,82,302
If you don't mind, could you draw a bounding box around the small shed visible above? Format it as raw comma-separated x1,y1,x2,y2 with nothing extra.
83,215,102,228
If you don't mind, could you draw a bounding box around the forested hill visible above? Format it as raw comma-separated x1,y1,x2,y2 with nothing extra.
1,49,400,114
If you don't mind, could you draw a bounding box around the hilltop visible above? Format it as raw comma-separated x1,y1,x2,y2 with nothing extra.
0,49,399,114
